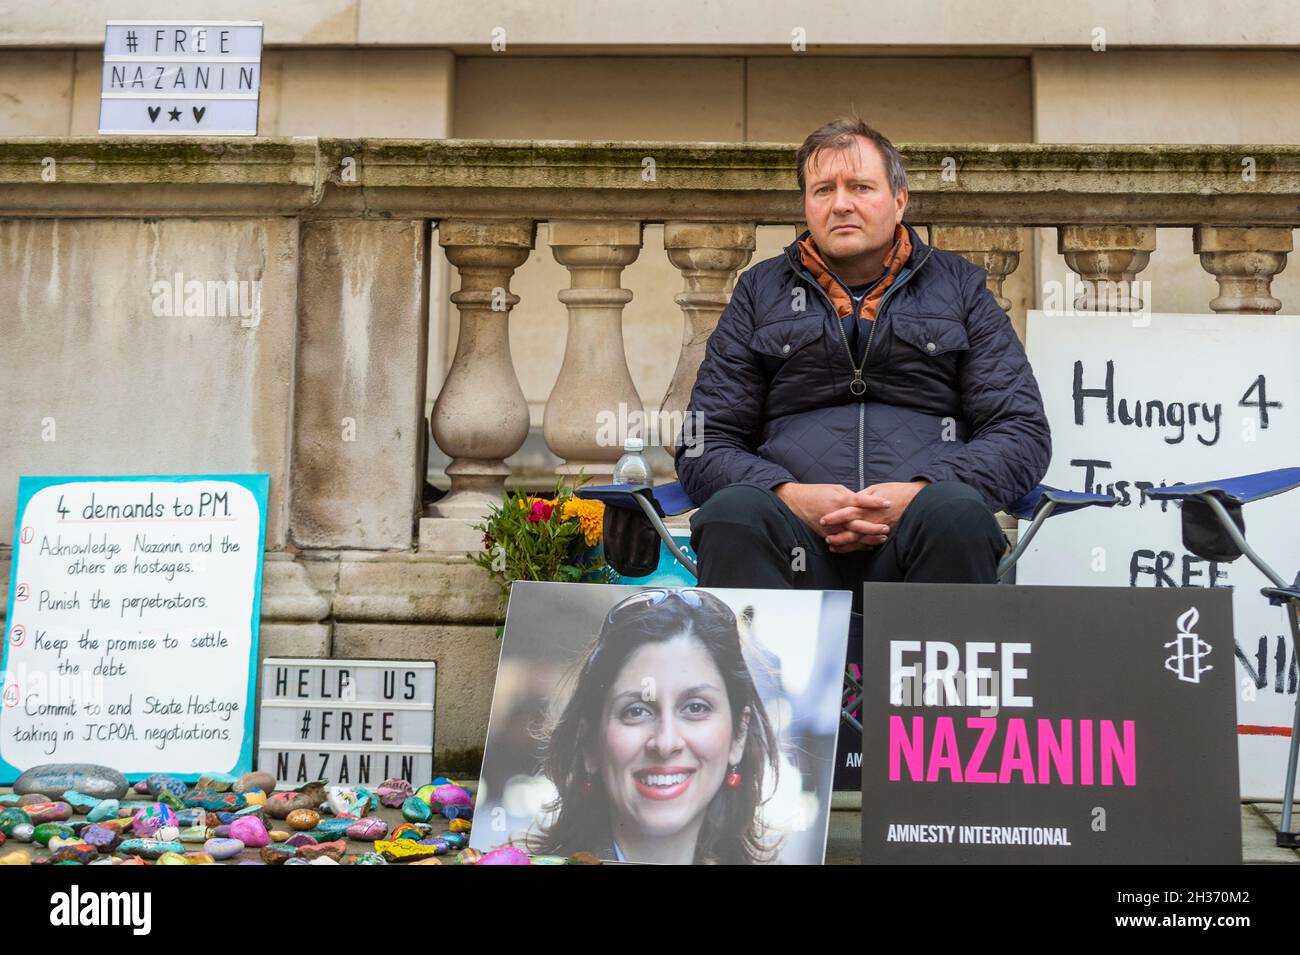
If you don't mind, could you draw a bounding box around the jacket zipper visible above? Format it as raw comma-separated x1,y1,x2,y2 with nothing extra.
787,241,934,489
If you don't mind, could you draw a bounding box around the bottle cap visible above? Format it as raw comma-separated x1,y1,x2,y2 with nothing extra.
623,436,645,452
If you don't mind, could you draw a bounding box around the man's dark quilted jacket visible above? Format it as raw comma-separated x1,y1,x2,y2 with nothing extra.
674,223,1051,511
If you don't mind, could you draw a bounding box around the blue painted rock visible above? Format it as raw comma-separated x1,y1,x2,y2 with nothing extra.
401,797,433,823
314,817,353,838
233,805,264,819
119,839,185,859
174,808,204,827
346,817,388,841
82,825,117,849
284,833,317,849
0,794,20,807
144,774,189,799
443,804,474,821
204,837,244,860
437,831,468,850
62,791,100,813
13,764,129,801
10,823,35,843
24,802,72,824
233,771,276,795
0,808,31,834
213,825,232,838
195,772,237,793
87,800,120,823
183,791,246,812
229,816,270,848
202,841,244,862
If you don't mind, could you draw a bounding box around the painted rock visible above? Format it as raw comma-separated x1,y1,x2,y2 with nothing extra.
284,858,311,865
229,816,270,848
87,857,117,866
49,834,86,851
195,772,237,793
157,791,185,811
286,809,320,831
32,822,75,846
155,826,181,843
233,771,276,795
443,805,474,821
24,802,73,824
132,781,150,795
308,856,340,865
264,791,317,820
376,778,413,808
351,852,388,865
259,844,296,865
452,848,484,865
479,846,530,866
87,800,120,823
131,803,177,836
269,830,291,843
233,804,264,819
178,826,211,844
401,797,433,823
449,818,472,833
203,837,244,860
0,851,31,865
437,831,468,850
241,790,266,806
183,853,215,865
374,839,443,862
119,839,186,859
13,764,129,801
156,852,190,866
82,825,118,849
119,857,146,866
345,817,388,841
62,791,100,813
283,832,317,849
213,825,232,838
98,817,133,833
10,823,35,843
0,794,20,807
173,809,203,827
49,845,99,865
0,808,31,834
529,855,570,865
17,794,51,806
432,784,474,810
297,839,346,862
144,774,189,799
314,818,354,838
183,791,246,812
414,784,437,804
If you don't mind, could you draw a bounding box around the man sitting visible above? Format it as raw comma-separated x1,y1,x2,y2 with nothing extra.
675,117,1051,603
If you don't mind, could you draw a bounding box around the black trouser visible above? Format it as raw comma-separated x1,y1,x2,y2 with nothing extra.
688,480,1007,612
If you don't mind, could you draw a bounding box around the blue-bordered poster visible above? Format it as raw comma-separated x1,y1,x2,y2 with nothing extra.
1,474,269,782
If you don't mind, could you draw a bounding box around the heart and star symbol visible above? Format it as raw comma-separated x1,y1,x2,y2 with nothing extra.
146,106,208,124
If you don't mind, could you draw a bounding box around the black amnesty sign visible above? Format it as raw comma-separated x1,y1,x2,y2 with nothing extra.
861,583,1241,864
257,658,435,787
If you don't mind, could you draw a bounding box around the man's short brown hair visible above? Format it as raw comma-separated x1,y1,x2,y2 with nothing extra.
796,117,908,197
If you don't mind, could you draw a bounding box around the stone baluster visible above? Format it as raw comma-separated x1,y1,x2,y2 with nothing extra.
660,221,756,456
544,220,644,477
428,219,535,520
1193,225,1292,314
928,224,1022,312
1058,225,1157,312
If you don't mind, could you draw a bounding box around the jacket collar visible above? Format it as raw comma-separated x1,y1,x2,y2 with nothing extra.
784,220,929,290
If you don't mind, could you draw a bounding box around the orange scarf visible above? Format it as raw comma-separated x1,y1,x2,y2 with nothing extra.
798,223,912,320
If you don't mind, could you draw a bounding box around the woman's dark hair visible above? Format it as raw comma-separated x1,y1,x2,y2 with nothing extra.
526,588,780,864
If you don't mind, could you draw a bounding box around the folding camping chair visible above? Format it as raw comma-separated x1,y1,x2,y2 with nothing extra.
1148,466,1300,848
577,480,1118,734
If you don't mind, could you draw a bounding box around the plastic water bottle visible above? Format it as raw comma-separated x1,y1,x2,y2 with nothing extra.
612,437,652,487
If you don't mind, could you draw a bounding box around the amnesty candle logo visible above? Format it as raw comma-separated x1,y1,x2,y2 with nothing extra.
49,886,152,935
1165,607,1213,684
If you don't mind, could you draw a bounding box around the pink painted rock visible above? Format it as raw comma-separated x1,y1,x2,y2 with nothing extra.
432,785,473,810
229,816,270,848
297,839,346,862
478,846,530,866
346,817,388,841
284,833,318,849
376,778,413,808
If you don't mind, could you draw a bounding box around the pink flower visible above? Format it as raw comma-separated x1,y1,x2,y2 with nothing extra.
528,500,555,523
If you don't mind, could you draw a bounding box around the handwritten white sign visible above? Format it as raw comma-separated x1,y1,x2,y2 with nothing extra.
1017,312,1300,798
98,20,263,135
1,475,268,781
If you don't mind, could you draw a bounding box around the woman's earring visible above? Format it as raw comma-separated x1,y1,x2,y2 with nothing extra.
725,764,741,789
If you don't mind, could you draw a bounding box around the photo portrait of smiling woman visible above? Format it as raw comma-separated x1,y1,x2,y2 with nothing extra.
472,582,851,865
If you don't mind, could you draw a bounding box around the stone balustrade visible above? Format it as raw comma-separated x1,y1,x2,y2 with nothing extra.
2,137,1298,765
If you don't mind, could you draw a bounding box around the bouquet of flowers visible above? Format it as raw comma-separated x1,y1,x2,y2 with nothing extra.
469,472,616,630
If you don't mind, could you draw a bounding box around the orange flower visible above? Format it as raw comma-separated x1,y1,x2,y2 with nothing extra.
561,498,605,547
